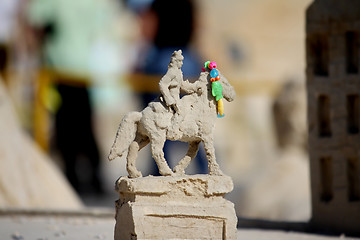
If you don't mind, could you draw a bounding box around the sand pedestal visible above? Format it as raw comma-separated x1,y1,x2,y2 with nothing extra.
114,174,237,239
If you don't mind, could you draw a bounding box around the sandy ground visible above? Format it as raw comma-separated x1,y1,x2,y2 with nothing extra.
0,211,359,240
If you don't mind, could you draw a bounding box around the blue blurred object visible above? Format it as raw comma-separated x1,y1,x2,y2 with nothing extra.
124,0,154,13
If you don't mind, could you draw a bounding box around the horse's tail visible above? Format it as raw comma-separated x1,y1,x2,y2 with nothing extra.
108,111,142,161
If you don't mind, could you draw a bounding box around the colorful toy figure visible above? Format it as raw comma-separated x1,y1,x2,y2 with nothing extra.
204,61,224,117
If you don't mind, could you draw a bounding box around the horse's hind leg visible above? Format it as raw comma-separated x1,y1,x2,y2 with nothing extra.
127,135,150,178
150,135,173,176
203,137,224,176
173,141,200,175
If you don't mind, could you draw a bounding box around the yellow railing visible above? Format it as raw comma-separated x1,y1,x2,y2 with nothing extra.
33,69,89,151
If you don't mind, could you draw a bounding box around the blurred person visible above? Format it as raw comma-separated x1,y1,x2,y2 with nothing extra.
127,0,208,175
27,0,119,194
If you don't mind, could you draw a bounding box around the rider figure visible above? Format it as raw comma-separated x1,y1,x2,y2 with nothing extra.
159,50,199,135
159,50,183,113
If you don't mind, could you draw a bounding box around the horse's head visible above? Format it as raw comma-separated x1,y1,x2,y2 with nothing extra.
217,71,236,102
201,70,236,102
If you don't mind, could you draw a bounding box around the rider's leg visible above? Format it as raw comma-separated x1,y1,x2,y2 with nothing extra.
173,141,201,175
167,112,183,139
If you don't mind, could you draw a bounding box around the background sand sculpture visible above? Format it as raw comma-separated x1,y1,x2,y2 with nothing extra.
0,79,82,209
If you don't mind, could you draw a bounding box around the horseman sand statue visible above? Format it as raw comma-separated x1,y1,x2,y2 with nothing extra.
109,50,236,178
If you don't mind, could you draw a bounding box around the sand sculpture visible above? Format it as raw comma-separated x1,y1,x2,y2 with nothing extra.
109,50,236,178
0,80,82,209
306,0,360,235
109,50,238,239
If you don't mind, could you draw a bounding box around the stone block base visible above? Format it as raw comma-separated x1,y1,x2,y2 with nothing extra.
114,175,237,240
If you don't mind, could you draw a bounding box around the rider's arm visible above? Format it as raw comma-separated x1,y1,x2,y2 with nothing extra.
181,80,200,94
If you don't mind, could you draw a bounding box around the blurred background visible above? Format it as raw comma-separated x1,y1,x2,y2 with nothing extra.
0,0,312,222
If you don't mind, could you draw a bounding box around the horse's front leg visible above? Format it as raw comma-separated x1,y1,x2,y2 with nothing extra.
150,134,173,176
173,141,200,175
203,137,224,176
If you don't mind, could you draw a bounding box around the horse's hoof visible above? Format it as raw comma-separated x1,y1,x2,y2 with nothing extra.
173,166,185,176
128,171,143,178
209,168,224,176
173,170,185,176
159,168,174,176
173,172,183,176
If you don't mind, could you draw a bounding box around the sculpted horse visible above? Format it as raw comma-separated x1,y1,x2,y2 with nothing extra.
108,66,236,178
